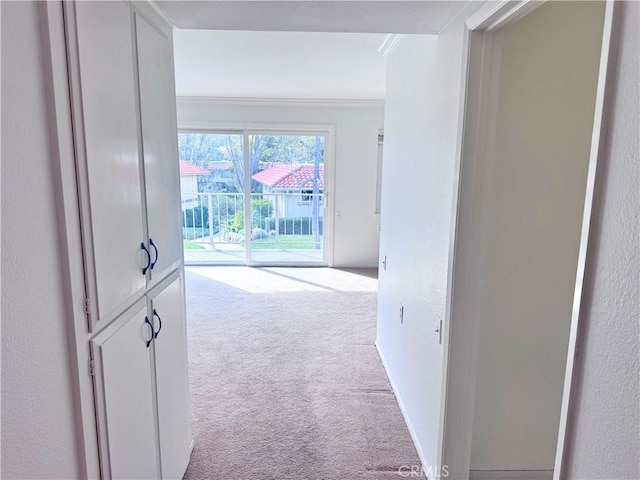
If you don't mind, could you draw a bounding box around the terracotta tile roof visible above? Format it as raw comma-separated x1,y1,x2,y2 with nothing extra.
252,164,324,189
179,160,211,176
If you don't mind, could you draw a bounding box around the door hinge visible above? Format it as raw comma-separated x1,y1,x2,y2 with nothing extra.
83,296,92,330
89,359,95,377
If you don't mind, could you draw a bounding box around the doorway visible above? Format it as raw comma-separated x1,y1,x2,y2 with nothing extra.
442,1,612,479
179,130,330,266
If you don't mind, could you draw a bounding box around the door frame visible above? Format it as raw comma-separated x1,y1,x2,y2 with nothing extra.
439,1,618,478
43,2,101,477
177,125,336,267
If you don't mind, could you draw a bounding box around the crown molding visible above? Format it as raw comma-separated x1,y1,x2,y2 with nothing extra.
378,34,404,59
176,96,385,108
148,0,176,28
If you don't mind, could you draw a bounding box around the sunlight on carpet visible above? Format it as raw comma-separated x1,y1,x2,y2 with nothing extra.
186,266,379,294
183,267,420,480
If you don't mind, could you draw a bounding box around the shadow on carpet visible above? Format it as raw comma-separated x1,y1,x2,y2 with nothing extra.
183,267,421,480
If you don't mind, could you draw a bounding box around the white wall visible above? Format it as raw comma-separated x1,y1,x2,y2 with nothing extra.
1,2,81,478
564,3,640,478
176,99,384,267
375,1,483,469
468,2,606,471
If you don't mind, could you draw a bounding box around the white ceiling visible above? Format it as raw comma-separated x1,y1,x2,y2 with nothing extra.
167,1,469,100
173,30,388,99
156,1,470,34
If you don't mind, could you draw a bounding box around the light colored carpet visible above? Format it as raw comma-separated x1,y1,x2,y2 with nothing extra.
183,267,421,480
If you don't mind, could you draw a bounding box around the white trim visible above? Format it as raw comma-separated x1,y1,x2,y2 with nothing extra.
43,2,101,478
553,2,618,479
378,34,403,59
441,24,505,479
147,0,176,29
465,1,544,32
375,342,429,470
176,96,384,109
470,470,553,480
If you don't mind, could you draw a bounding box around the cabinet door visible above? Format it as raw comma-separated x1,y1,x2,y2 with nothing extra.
151,273,192,479
135,12,182,282
91,301,160,479
74,2,146,325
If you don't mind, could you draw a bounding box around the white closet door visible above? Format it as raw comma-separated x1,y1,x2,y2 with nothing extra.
151,274,192,479
74,2,146,324
135,13,182,282
91,301,160,480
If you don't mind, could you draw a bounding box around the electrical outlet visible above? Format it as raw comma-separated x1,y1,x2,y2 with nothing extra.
399,304,404,324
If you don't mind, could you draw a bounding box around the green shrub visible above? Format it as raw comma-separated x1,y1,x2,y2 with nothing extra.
251,198,273,219
182,206,211,228
183,226,212,240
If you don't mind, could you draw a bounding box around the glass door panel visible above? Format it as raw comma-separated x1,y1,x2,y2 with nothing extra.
248,134,325,265
178,132,245,264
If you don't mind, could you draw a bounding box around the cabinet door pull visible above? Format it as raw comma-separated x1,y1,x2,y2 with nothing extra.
140,242,151,275
149,238,159,270
144,316,154,348
152,309,162,339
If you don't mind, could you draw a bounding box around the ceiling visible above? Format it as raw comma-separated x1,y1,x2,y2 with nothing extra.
166,1,469,100
173,30,388,99
155,1,470,34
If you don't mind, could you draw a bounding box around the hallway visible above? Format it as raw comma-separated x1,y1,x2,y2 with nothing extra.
183,267,420,479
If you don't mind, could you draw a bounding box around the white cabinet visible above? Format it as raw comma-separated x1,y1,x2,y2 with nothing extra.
69,2,184,331
92,273,191,479
135,11,183,283
73,1,146,326
65,1,192,478
150,275,192,479
91,300,160,480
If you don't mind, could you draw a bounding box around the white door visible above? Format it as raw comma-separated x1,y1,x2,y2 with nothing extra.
74,1,146,326
135,12,182,282
151,273,192,479
91,300,160,480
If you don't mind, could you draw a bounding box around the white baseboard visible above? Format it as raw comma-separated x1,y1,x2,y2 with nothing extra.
374,341,428,469
469,470,553,480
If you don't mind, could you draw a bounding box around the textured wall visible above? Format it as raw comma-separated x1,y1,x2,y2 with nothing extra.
176,100,384,267
1,2,81,478
375,2,482,468
564,3,640,478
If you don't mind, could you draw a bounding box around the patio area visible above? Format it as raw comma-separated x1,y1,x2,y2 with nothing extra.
183,243,324,265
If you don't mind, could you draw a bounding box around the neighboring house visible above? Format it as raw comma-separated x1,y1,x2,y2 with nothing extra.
252,164,324,218
179,160,210,209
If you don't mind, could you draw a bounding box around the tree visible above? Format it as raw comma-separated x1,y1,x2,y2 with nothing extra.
222,135,267,193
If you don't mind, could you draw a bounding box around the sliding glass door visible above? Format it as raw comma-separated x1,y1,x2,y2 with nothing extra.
178,131,327,266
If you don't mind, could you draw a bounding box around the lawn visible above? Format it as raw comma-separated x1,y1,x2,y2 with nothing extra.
183,241,206,250
250,234,322,250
